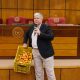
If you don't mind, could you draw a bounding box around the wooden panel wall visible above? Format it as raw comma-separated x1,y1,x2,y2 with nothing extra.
18,10,33,18
0,68,80,80
50,0,65,9
65,0,80,24
34,0,49,9
0,0,1,17
52,37,77,56
0,9,1,17
61,68,80,80
10,67,35,80
2,9,17,23
2,0,17,8
0,0,80,24
0,70,9,80
0,68,61,80
34,10,49,19
66,0,80,10
50,10,65,17
0,0,1,9
18,0,33,9
0,36,23,57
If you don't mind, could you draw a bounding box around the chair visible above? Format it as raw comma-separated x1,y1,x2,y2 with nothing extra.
6,16,27,25
26,19,34,24
47,18,57,26
43,19,48,25
0,18,3,24
47,17,65,26
58,17,66,24
0,18,3,33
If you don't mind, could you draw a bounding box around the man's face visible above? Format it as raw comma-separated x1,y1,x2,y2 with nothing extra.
34,16,43,25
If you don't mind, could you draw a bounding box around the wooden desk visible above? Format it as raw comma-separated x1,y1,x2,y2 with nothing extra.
0,24,80,59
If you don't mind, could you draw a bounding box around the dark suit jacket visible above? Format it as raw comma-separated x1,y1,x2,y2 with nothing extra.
23,24,54,58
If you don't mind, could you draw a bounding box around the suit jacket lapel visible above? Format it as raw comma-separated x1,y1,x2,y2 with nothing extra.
40,24,44,32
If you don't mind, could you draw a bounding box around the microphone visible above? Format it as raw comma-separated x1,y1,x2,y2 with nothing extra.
34,24,37,36
34,24,37,27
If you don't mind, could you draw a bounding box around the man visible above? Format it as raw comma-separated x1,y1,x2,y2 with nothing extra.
23,12,56,80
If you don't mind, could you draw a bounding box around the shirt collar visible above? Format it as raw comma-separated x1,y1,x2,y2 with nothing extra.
34,24,42,29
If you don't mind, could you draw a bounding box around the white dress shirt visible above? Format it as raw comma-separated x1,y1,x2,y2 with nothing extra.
31,24,41,48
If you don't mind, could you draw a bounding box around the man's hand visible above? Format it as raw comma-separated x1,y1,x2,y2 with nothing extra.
23,43,27,48
34,27,41,35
